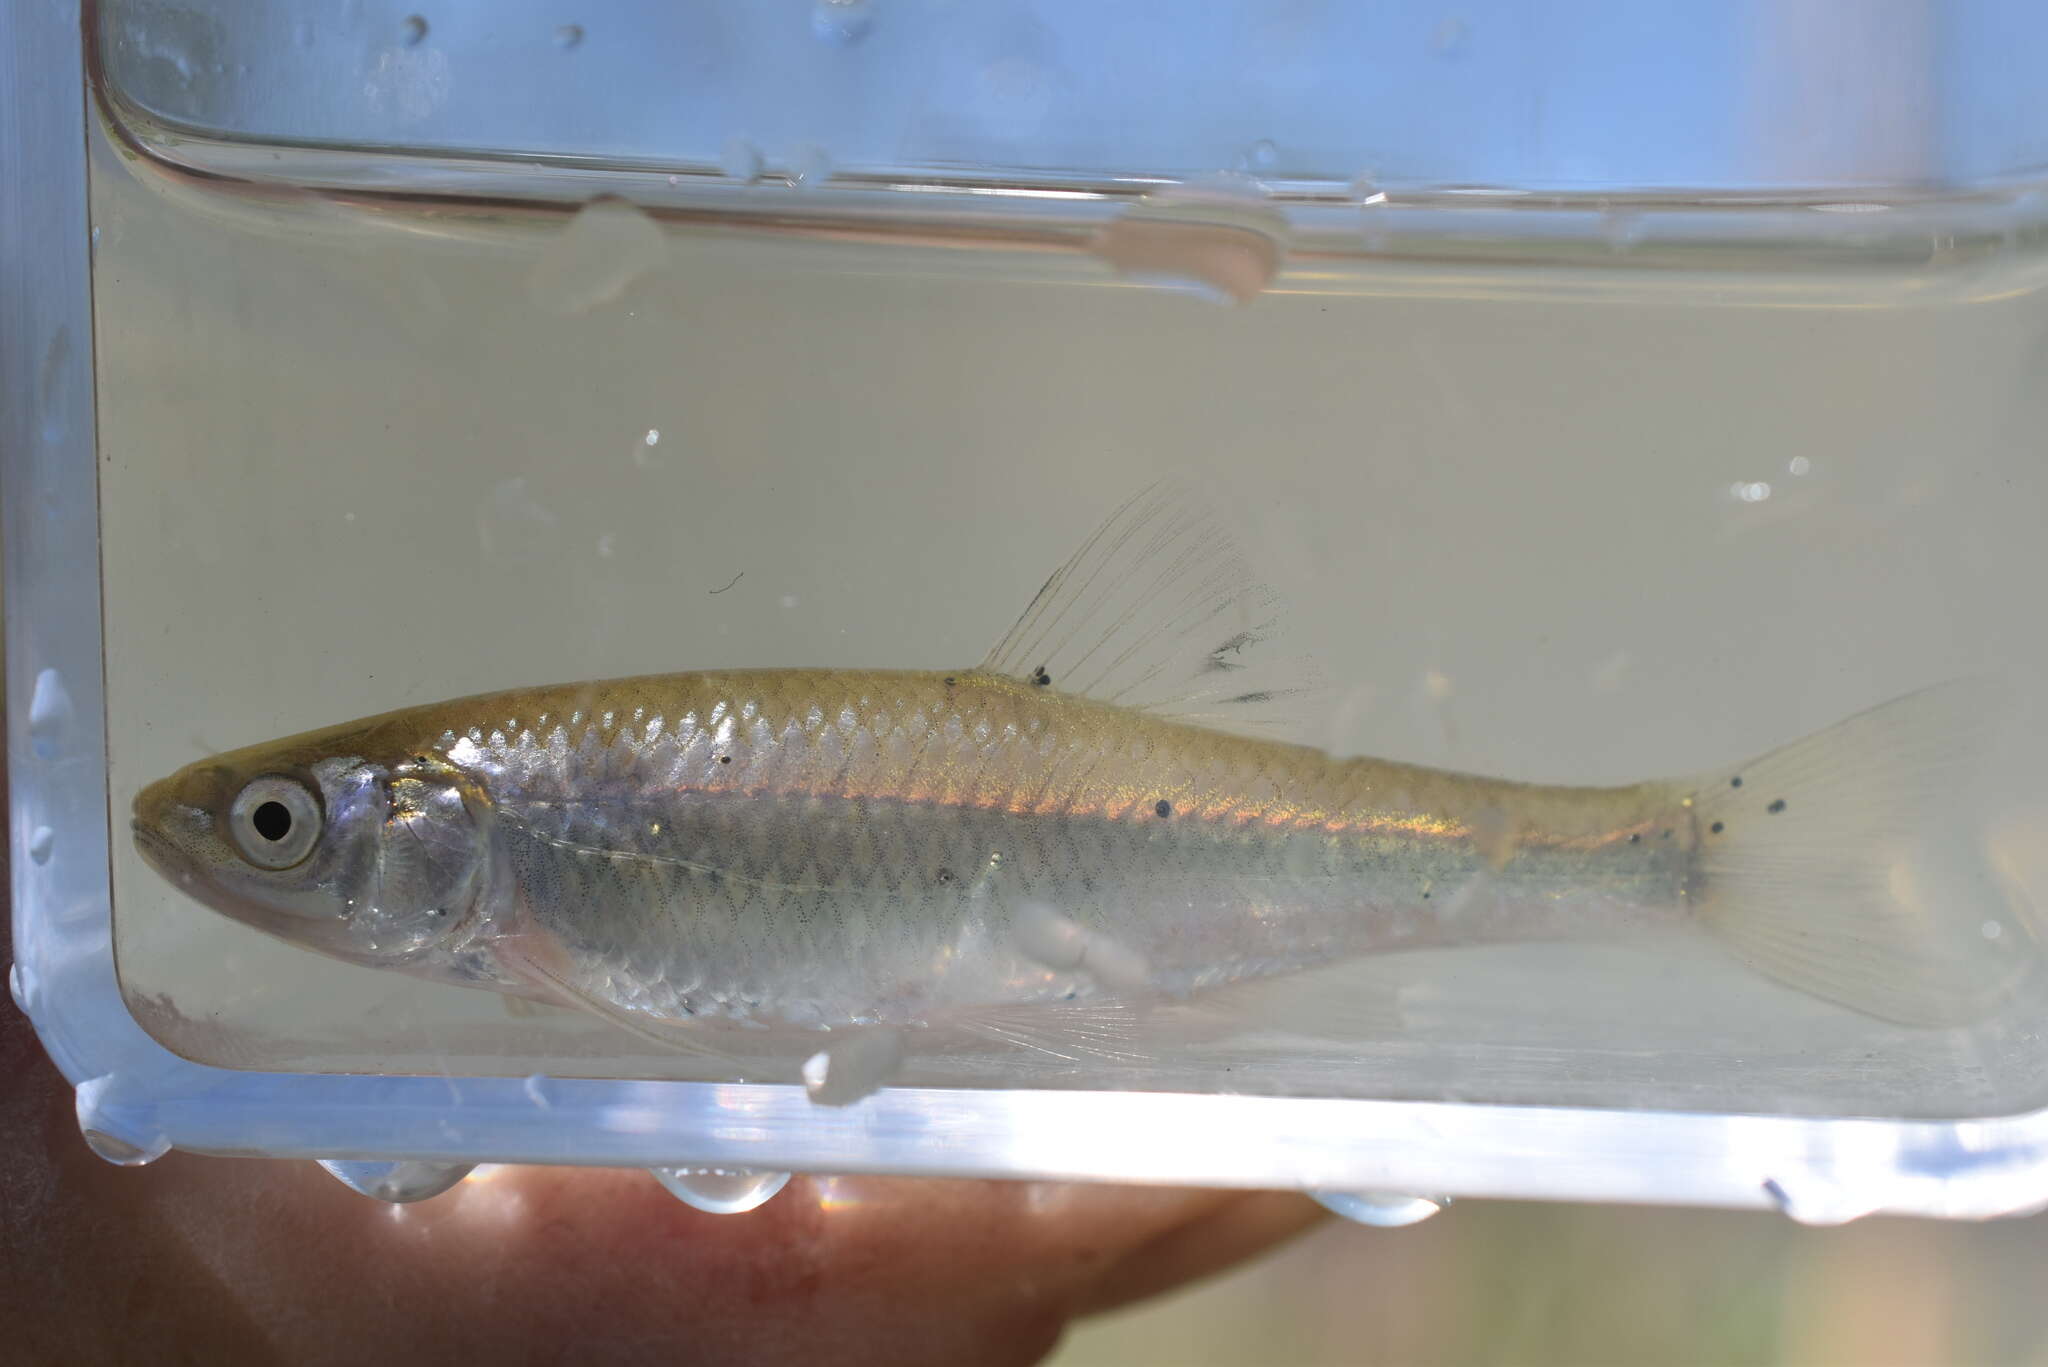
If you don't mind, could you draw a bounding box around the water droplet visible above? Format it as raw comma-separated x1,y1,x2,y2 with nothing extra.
525,197,667,315
401,14,429,46
555,23,583,50
75,1076,171,1167
1244,139,1278,170
812,0,874,46
9,960,35,1013
28,826,54,865
779,593,799,610
343,510,357,523
1788,455,1812,477
320,1159,473,1202
522,1074,554,1108
29,668,74,759
1092,187,1286,306
90,224,101,251
1763,1176,1879,1226
1431,16,1470,57
666,173,683,187
789,145,833,188
1732,481,1772,504
292,19,313,47
651,1166,791,1213
1312,1191,1446,1226
721,138,765,183
643,428,660,446
1602,209,1646,251
596,532,616,559
1983,919,2005,941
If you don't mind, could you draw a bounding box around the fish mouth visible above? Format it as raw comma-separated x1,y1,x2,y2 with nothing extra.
131,818,199,891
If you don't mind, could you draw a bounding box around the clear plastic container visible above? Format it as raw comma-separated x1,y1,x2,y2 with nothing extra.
15,0,2048,1220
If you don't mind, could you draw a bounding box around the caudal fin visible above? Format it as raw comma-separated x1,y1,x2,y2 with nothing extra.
1688,681,2036,1027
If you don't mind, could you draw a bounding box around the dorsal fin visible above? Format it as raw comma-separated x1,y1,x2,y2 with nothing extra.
977,482,1323,736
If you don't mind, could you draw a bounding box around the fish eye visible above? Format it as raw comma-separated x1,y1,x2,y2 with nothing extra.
228,776,322,870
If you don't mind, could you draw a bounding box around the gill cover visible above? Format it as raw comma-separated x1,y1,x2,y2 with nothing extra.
346,754,495,959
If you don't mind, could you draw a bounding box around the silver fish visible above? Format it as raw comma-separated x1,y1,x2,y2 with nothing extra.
132,486,2025,1101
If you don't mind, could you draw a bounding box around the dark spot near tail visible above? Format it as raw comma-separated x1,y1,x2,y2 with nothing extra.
1710,820,1725,835
1768,798,1786,814
429,908,445,917
1421,890,1431,900
1030,666,1052,687
1730,776,1743,788
1154,799,1172,819
718,755,731,765
943,676,957,687
1628,832,1641,844
935,867,955,884
1661,829,1672,839
1226,691,1275,705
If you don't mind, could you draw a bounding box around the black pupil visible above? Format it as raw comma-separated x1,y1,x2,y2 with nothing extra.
251,800,293,842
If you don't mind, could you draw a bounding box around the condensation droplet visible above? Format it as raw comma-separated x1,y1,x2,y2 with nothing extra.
320,1159,473,1202
525,197,667,315
1763,1176,1879,1227
651,1166,792,1214
1983,919,2005,941
75,1076,171,1167
1733,481,1772,503
1092,188,1286,306
721,138,765,183
812,0,874,46
29,668,74,759
596,532,616,558
401,14,429,46
790,146,833,188
28,826,54,865
1244,139,1278,170
1313,1191,1446,1226
1431,16,1469,56
9,960,35,1013
779,594,799,610
523,1074,554,1108
555,23,583,50
1788,456,1812,477
1602,210,1646,251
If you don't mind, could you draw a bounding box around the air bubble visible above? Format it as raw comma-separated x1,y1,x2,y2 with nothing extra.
720,139,765,183
651,1165,792,1213
401,14,429,46
812,0,874,46
28,826,53,864
1312,1191,1447,1226
555,24,583,50
29,668,74,759
320,1159,473,1202
1733,481,1772,503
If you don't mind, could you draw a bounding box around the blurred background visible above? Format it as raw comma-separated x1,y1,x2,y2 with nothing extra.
1055,1201,2048,1365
